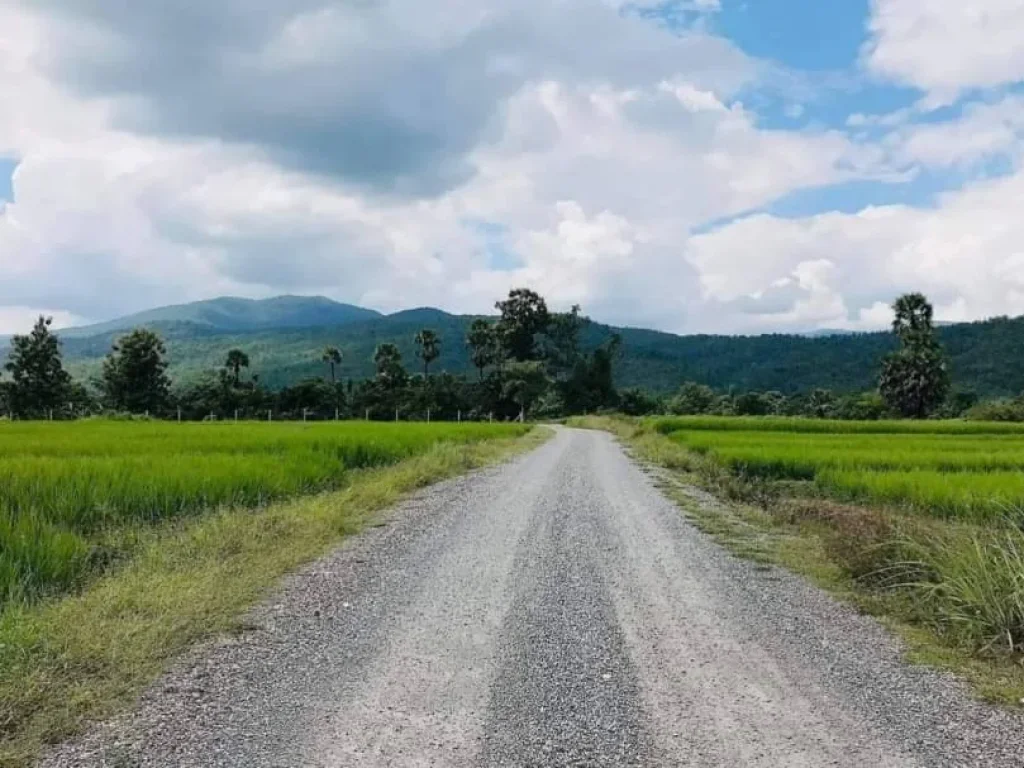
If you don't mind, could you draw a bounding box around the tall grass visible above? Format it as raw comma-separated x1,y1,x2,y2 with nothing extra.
0,421,528,604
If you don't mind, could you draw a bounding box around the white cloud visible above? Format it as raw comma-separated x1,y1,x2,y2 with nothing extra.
0,0,907,335
0,0,1021,341
686,167,1024,332
887,95,1024,168
865,0,1024,97
0,308,85,335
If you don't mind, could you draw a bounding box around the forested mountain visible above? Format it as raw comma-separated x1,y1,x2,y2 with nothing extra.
60,295,381,338
8,297,1024,396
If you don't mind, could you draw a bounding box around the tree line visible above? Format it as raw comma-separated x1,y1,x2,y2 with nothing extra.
0,289,1006,422
0,289,620,421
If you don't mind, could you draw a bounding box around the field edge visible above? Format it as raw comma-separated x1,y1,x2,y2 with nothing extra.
0,426,551,768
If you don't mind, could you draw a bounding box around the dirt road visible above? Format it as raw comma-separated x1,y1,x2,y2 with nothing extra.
44,427,1023,766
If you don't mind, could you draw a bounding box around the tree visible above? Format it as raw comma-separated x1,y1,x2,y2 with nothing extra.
501,361,550,419
321,346,342,383
495,288,550,362
413,329,441,376
806,388,837,419
618,388,661,416
879,293,949,418
466,319,498,380
225,349,250,386
4,316,71,417
101,328,171,414
668,381,715,415
543,305,586,377
373,343,407,389
891,292,934,340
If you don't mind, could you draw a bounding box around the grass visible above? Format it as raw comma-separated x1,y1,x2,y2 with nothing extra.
571,415,1024,706
648,415,1024,435
659,420,1024,520
0,425,547,768
0,421,529,604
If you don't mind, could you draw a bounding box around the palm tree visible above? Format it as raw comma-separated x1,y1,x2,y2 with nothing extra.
414,329,441,377
321,346,342,383
891,292,934,340
224,349,250,386
466,319,497,381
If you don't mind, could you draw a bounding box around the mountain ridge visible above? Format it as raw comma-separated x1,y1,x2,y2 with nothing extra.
4,296,1024,397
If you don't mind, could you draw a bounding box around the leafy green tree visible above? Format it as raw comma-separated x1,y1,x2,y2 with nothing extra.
806,388,837,418
734,391,772,416
501,361,550,419
101,328,171,414
618,388,661,416
543,305,586,376
225,349,250,386
495,288,550,362
321,346,342,383
373,343,407,389
466,319,498,380
668,381,715,415
4,316,71,417
413,329,441,376
879,293,949,418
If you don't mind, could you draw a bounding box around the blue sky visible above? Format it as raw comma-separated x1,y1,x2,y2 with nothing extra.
0,0,1022,335
0,159,15,203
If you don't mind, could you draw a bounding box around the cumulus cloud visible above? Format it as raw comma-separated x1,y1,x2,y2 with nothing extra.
865,0,1024,98
686,167,1024,332
0,0,1022,338
27,0,752,196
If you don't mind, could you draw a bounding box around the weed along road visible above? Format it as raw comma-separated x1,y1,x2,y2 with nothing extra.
43,428,1023,767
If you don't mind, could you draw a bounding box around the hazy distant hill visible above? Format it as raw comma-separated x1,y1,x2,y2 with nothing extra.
60,295,382,338
6,296,1024,396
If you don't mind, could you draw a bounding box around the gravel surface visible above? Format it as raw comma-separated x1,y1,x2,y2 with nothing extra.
40,427,1024,767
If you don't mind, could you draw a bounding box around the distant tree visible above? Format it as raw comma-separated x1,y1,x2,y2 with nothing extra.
734,391,772,416
543,305,586,377
373,343,407,389
495,288,550,362
225,349,250,386
413,329,441,376
466,319,498,380
321,346,342,383
501,361,550,419
101,328,171,414
835,391,888,421
618,388,661,416
4,316,71,417
806,388,838,419
668,381,715,415
879,293,949,418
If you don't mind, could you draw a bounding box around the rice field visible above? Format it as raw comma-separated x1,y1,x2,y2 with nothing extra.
0,420,528,603
655,416,1024,520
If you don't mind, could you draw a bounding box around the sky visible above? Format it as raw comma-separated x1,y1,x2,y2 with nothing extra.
1,1,1023,336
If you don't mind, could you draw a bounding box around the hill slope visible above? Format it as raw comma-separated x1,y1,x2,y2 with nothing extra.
37,298,1024,397
61,296,382,338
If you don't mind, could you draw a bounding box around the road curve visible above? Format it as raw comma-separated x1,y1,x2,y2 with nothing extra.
43,427,1024,767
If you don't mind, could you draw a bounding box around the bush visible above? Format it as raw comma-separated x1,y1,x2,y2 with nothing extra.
967,398,1024,422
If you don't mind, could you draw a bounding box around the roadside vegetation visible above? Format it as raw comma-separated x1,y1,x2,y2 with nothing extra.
575,413,1024,704
0,423,542,766
0,421,529,606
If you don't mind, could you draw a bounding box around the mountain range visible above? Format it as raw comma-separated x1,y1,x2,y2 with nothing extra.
5,296,1024,397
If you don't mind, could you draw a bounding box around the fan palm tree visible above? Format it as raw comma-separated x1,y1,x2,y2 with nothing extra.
224,349,250,386
322,346,342,383
414,329,441,377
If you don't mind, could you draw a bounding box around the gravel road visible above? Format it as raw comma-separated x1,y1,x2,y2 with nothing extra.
42,427,1024,767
